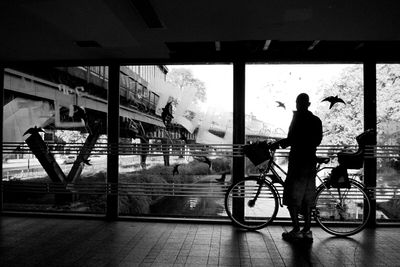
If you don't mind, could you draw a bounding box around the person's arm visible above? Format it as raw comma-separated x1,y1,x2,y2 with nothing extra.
281,113,296,148
313,117,323,147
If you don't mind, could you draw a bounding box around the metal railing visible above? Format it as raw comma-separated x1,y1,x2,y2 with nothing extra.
2,180,399,199
3,142,398,158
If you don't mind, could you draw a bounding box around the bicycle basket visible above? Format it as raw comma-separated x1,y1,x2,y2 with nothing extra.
243,141,271,166
328,165,351,189
338,152,363,169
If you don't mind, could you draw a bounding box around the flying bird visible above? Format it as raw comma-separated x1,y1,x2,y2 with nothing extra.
172,164,180,176
322,95,346,109
276,101,286,109
23,126,45,136
161,102,174,126
82,159,91,166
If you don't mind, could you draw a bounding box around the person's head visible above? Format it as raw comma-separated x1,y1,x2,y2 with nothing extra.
296,93,310,111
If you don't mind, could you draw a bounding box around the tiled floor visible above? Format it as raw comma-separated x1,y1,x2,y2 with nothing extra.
1,216,399,267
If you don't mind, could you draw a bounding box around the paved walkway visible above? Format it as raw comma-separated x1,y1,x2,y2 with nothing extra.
1,216,399,266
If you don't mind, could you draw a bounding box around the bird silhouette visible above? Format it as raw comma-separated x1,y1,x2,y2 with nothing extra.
161,102,174,125
276,101,286,109
82,159,91,166
23,126,45,136
322,95,346,109
172,164,180,176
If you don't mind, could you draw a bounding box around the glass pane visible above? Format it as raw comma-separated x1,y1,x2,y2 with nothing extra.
245,64,364,219
119,64,232,218
376,64,400,223
3,66,108,214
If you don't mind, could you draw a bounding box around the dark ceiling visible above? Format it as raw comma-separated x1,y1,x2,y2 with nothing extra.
1,0,400,64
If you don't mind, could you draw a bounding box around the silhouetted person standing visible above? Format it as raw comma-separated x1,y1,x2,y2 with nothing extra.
279,93,322,242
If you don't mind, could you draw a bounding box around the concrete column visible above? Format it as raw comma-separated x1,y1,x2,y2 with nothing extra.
106,64,120,219
232,62,246,219
0,67,4,212
363,60,377,227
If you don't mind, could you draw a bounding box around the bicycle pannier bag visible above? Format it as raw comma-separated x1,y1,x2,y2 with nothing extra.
329,165,350,188
243,141,271,166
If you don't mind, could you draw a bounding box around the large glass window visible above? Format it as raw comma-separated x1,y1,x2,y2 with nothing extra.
245,64,364,219
376,64,400,223
3,63,383,223
118,64,233,218
2,66,108,214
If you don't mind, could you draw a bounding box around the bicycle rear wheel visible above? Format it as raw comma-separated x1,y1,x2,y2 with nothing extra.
225,177,278,230
314,179,370,236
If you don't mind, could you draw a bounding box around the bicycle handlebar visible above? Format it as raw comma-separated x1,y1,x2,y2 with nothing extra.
243,128,375,167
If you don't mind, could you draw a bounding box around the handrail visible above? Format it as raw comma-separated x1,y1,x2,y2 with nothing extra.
2,142,398,158
2,181,399,201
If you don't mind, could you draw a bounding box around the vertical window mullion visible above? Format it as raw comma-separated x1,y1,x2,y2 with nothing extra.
107,64,120,219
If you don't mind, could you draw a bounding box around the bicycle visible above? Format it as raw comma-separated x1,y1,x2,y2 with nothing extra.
224,129,374,237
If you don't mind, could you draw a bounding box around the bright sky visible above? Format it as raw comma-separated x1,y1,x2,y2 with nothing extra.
168,64,234,111
167,64,352,129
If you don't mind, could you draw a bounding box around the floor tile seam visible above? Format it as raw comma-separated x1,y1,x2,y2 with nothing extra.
35,221,111,266
6,219,64,246
0,218,49,235
112,226,151,263
263,226,288,265
4,219,82,243
69,238,132,266
140,226,176,264
313,235,357,263
9,220,79,253
215,222,224,259
309,249,326,267
170,224,197,264
119,225,148,250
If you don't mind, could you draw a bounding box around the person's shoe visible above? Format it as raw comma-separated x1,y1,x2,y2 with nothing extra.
282,230,302,242
300,230,313,242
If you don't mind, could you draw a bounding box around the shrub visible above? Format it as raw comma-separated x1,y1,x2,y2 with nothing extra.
211,157,231,173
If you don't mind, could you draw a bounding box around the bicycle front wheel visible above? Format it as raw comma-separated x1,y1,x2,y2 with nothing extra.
225,177,279,230
314,179,370,236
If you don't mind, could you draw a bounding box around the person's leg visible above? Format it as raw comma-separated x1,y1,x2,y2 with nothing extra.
288,206,300,232
282,205,302,241
302,206,312,232
300,206,313,241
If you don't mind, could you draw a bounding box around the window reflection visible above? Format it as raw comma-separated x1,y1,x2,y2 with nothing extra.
245,64,364,219
118,65,233,218
377,64,400,222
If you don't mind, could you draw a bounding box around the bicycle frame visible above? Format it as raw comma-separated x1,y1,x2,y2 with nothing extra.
256,149,335,209
229,131,374,234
